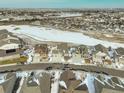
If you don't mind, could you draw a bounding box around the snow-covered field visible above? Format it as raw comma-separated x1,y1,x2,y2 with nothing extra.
59,13,82,17
0,25,124,48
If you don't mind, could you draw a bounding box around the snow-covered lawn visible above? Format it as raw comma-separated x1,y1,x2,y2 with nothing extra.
23,48,34,64
0,25,124,48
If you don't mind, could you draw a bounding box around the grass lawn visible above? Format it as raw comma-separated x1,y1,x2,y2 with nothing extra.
0,56,28,65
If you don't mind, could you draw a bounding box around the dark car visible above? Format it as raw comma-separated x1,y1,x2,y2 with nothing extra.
46,66,53,70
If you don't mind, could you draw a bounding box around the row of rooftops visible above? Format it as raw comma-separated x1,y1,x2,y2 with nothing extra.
33,43,124,68
35,43,124,58
0,70,124,93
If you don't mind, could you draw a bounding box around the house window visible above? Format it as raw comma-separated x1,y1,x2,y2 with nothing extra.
6,49,16,54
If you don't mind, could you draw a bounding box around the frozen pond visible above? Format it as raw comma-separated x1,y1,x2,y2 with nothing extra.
59,13,82,17
0,25,124,48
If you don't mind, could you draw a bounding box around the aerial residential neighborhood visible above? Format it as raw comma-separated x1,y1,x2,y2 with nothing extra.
0,0,124,93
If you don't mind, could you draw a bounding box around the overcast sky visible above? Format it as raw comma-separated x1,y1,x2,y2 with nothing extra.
0,0,124,8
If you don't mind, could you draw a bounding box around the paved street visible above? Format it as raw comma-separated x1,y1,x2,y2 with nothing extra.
0,63,124,78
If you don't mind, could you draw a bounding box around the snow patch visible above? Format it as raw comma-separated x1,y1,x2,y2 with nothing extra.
0,25,124,48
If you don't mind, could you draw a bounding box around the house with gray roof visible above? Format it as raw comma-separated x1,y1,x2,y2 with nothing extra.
59,70,89,93
94,75,124,93
0,29,24,61
0,73,17,93
20,72,51,93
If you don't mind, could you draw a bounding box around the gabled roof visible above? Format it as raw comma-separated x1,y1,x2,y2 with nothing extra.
69,80,81,89
0,86,4,93
75,82,88,90
59,70,85,91
60,70,75,88
60,70,75,81
116,47,124,56
104,78,115,88
96,75,105,83
0,43,19,50
111,77,122,85
39,73,51,93
94,44,107,53
22,78,41,93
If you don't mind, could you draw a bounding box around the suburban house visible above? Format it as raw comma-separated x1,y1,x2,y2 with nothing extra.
116,47,124,56
0,29,24,61
35,44,48,60
94,51,107,64
71,53,84,64
94,44,107,53
20,72,51,93
108,47,119,63
48,49,63,63
0,73,17,93
20,72,41,93
57,43,68,52
119,55,124,64
0,43,21,61
59,70,89,93
115,47,124,64
94,75,124,93
39,73,51,93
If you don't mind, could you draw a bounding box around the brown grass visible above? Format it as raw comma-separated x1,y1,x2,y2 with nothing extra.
0,56,28,65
